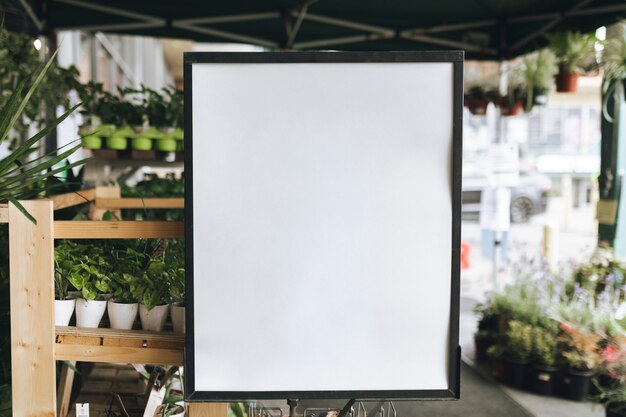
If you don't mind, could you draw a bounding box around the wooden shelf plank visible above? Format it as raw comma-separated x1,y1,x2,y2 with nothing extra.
0,205,7,223
95,197,184,209
50,189,96,210
56,326,184,342
55,326,184,365
54,221,184,239
55,344,183,365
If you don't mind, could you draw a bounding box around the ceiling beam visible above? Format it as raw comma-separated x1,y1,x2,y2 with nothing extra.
400,32,498,55
172,12,280,26
171,21,279,48
54,0,165,25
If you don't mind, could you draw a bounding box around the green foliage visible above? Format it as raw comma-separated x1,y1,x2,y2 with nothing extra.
0,28,80,139
548,31,598,74
559,321,603,372
517,49,558,112
55,241,111,300
532,326,558,367
602,35,626,84
505,320,533,361
571,245,626,301
121,173,184,221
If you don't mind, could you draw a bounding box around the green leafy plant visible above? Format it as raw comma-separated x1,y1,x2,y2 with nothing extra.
572,244,626,301
0,28,80,140
505,320,533,361
517,49,558,112
532,326,558,367
55,241,111,300
121,173,184,221
0,49,88,222
548,31,598,74
601,34,626,121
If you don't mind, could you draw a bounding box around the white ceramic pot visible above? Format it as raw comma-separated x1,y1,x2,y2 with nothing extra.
54,298,75,326
171,304,185,333
75,298,107,328
171,404,185,417
139,304,169,331
107,300,138,330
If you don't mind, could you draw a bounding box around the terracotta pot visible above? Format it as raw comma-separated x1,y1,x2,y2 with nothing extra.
556,71,579,93
54,299,75,326
499,98,523,116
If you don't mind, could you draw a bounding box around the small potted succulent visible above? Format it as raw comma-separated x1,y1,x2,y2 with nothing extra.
503,320,533,388
548,31,598,92
529,325,559,395
559,321,603,401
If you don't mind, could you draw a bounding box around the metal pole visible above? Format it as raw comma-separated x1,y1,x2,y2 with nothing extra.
288,399,299,417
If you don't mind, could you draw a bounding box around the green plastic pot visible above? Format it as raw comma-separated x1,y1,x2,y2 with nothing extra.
132,137,153,151
115,125,136,139
172,128,184,140
155,139,176,152
82,135,102,149
106,135,128,150
99,124,116,137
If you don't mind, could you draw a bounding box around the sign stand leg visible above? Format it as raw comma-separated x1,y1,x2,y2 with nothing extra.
287,399,299,417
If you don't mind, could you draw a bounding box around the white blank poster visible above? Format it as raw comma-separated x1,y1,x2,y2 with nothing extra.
191,60,455,394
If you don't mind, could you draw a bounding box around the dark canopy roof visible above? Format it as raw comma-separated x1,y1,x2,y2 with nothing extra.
7,0,626,59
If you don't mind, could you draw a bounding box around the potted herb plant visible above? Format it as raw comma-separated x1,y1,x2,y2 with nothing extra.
559,321,603,401
503,320,533,389
58,241,111,328
167,240,185,333
54,243,75,326
529,325,559,395
133,240,173,331
548,31,598,92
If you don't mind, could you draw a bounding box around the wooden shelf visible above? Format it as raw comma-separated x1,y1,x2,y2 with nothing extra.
55,326,184,365
54,220,184,239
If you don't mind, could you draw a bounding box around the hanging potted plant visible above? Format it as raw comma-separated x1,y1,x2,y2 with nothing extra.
58,241,111,328
54,243,75,326
519,49,558,113
602,36,626,121
503,320,533,389
143,86,176,152
559,321,603,401
548,31,598,93
529,325,559,395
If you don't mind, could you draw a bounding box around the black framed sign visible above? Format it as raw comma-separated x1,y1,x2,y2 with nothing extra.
184,51,463,401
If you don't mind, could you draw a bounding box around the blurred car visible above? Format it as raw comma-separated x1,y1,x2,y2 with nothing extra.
462,171,551,223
